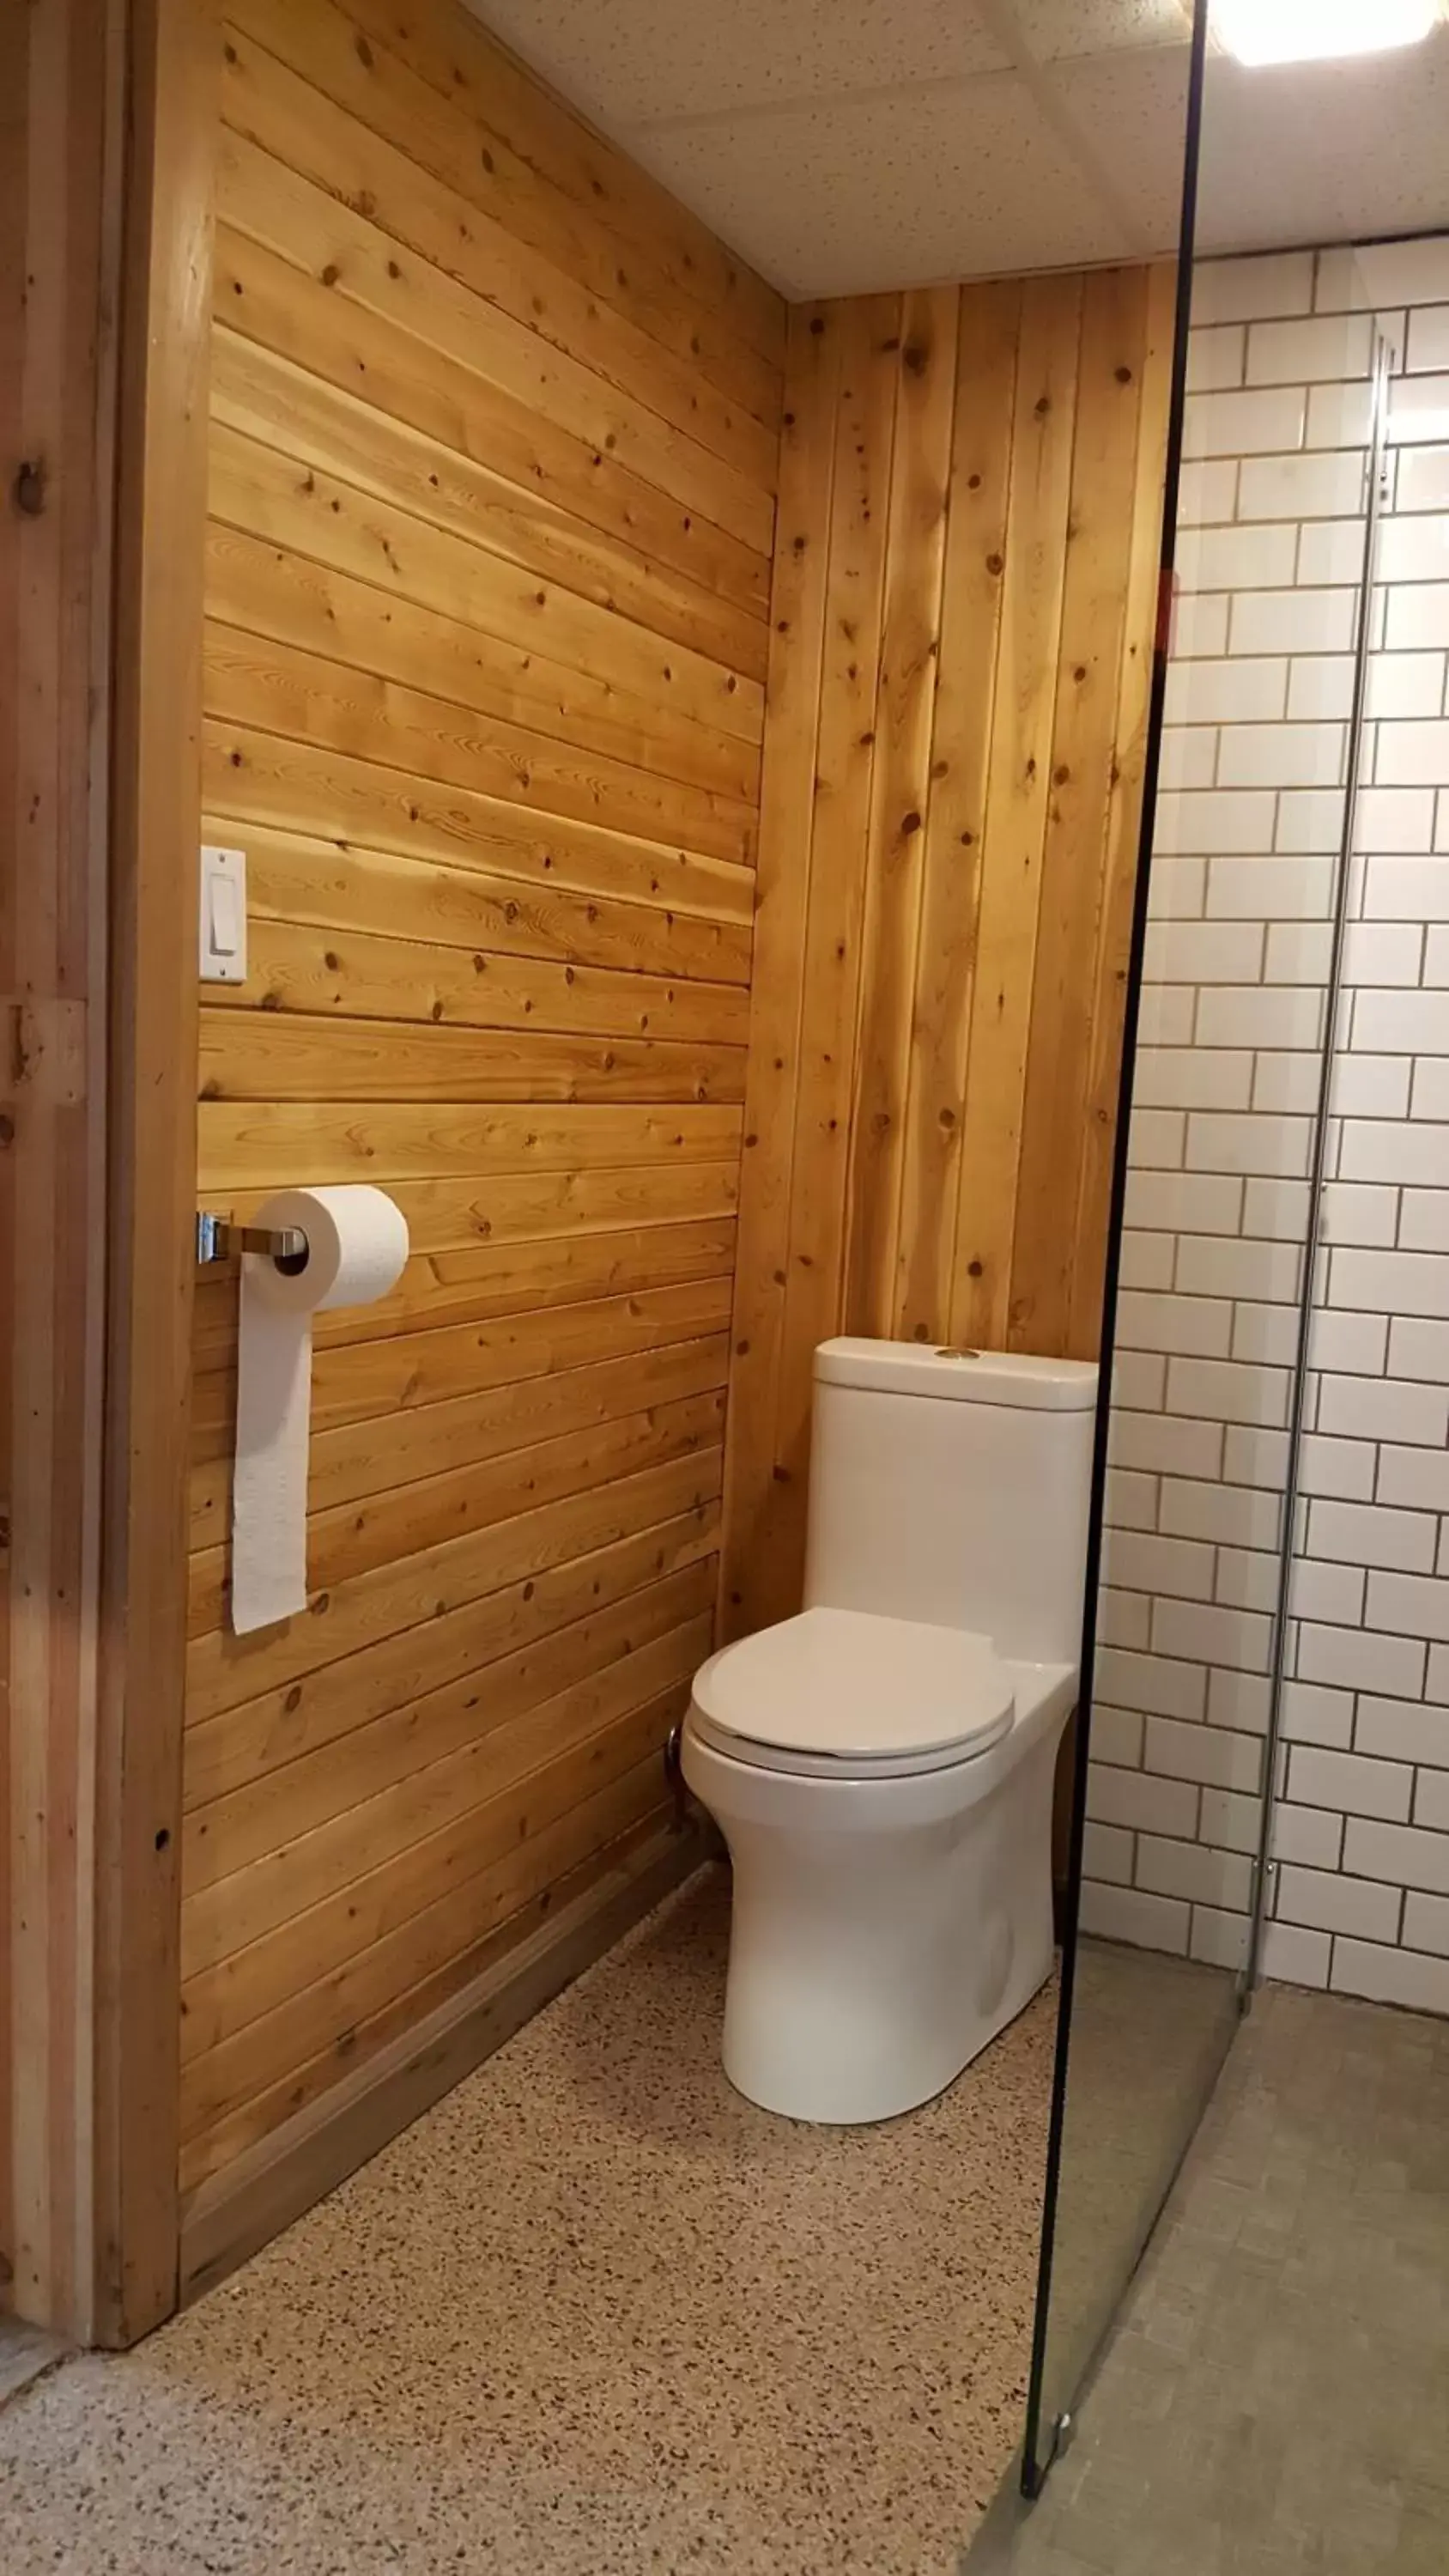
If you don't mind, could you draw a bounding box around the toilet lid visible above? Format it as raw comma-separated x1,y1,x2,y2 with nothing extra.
690,1607,1016,1777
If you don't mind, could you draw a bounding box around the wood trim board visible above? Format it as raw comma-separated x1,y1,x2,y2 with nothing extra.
0,0,218,2346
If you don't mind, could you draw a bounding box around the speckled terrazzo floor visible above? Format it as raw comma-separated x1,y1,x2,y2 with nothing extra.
0,1865,1059,2576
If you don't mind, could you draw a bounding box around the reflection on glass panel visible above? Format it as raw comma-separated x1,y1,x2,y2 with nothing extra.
1022,0,1393,2489
1018,0,1449,2506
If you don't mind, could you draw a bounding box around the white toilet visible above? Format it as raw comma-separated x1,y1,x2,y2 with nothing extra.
682,1337,1098,2124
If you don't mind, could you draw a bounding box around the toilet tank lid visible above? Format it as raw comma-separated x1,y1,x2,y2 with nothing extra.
814,1339,1099,1411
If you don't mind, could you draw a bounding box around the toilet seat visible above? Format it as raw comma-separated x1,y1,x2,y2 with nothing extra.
689,1605,1016,1779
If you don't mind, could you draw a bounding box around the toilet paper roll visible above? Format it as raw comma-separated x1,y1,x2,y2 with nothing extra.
231,1184,410,1636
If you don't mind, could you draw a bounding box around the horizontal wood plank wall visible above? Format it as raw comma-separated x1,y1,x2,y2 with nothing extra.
183,0,782,2202
722,264,1173,1641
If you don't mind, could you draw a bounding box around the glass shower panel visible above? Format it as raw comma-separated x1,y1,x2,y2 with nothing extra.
1022,45,1383,2483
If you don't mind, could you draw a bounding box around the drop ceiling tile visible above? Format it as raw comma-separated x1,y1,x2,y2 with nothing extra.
467,0,1008,125
1195,50,1449,258
1013,0,1193,63
626,78,1131,298
467,0,1449,301
1046,47,1194,255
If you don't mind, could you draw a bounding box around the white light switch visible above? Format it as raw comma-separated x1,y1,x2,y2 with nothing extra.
200,843,247,984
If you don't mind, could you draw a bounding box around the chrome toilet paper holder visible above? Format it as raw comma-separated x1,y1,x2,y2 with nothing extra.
195,1212,309,1267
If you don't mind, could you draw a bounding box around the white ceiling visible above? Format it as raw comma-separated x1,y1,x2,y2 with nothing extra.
464,0,1449,298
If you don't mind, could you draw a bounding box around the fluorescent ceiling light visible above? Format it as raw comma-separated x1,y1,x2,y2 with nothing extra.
1215,0,1440,64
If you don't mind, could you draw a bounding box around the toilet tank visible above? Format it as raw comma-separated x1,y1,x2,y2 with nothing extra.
803,1340,1099,1665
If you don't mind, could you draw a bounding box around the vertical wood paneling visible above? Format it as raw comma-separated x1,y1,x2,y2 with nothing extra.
952,272,1083,1353
722,264,1173,1636
716,306,839,1642
183,0,781,2206
843,286,959,1337
763,300,899,1629
895,283,1020,1346
1010,265,1151,1354
1070,258,1179,1360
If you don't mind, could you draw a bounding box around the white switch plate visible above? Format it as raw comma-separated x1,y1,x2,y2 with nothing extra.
199,843,247,984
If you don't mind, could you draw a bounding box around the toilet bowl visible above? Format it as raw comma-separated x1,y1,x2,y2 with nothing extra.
683,1338,1098,2124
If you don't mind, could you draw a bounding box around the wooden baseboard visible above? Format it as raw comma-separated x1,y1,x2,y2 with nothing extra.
179,1821,707,2307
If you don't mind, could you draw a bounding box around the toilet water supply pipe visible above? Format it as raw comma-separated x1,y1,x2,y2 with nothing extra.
1246,331,1395,1987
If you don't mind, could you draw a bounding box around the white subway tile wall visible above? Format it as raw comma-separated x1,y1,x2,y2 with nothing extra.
1088,238,1449,2019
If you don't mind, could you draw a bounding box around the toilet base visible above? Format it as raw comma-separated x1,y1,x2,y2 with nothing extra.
722,1901,1053,2126
683,1664,1073,2125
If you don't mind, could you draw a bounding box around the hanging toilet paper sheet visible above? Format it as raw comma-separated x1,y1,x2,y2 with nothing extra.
231,1183,409,1636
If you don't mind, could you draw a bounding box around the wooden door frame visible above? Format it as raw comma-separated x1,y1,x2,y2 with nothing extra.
3,0,216,2348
